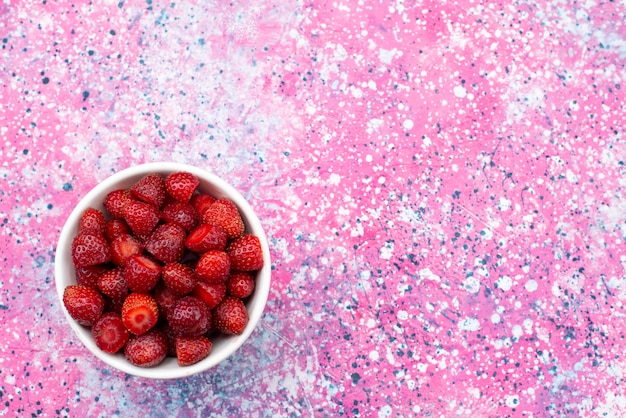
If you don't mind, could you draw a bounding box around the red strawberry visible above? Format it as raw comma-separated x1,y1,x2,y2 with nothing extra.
104,218,131,242
201,198,244,239
226,234,264,271
162,262,198,296
92,312,130,354
175,336,212,366
121,293,159,335
123,254,162,293
75,265,108,289
62,285,105,326
185,224,227,253
104,296,125,315
98,267,129,299
226,271,255,299
71,233,111,268
167,296,211,337
79,208,107,235
154,281,180,317
160,323,178,357
190,193,216,218
110,233,144,267
130,173,166,208
124,329,168,367
123,200,160,236
165,172,199,203
161,202,198,232
104,189,132,219
212,296,248,335
145,223,186,263
192,281,226,309
195,250,230,283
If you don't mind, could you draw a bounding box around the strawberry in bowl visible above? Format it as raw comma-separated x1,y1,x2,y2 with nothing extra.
55,162,271,379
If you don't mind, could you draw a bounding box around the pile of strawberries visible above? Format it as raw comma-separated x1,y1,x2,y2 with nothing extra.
62,171,264,368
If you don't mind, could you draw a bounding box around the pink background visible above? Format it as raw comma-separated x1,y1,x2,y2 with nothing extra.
2,0,626,416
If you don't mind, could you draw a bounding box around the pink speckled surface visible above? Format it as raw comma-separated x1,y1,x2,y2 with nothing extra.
2,0,626,416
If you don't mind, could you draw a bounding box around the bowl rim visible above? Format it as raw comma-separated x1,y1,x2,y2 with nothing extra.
54,162,271,379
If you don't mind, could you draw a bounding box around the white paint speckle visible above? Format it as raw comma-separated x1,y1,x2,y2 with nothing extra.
453,85,467,98
505,394,520,408
403,119,414,130
525,279,538,292
496,275,513,291
458,317,480,331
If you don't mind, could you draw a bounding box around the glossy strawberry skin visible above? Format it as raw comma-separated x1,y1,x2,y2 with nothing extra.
62,285,105,326
162,263,198,296
212,296,248,335
130,173,166,208
124,329,168,367
75,265,109,289
190,193,216,218
145,223,186,264
175,336,212,366
161,202,198,232
201,198,244,240
79,208,107,235
123,254,162,293
226,271,255,299
192,281,226,309
71,233,111,268
92,312,130,354
185,224,227,253
121,293,159,335
226,234,264,271
104,218,131,242
167,296,211,337
165,172,199,203
195,250,231,284
104,189,132,219
154,281,180,317
110,233,144,267
98,267,129,300
123,200,160,237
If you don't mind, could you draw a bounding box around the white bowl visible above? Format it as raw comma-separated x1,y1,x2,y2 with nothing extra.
55,162,271,379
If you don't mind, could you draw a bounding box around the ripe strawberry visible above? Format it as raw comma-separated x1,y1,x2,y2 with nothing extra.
226,234,264,271
226,271,255,299
124,254,162,293
92,312,130,354
195,250,230,283
212,296,248,335
123,200,160,236
130,173,166,208
145,223,186,263
110,233,144,267
161,202,198,232
62,285,105,326
104,296,125,315
160,323,178,357
121,293,159,335
167,296,211,337
201,198,244,239
98,267,129,299
71,233,111,268
162,262,198,296
190,193,216,218
104,189,132,219
104,218,131,242
79,208,107,235
175,336,212,366
154,281,180,317
192,281,226,309
124,329,168,367
75,265,108,289
165,172,199,203
185,224,227,253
